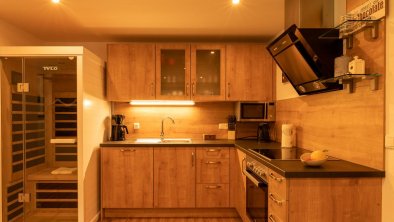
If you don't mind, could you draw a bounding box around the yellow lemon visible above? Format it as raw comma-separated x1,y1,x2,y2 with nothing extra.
310,150,327,160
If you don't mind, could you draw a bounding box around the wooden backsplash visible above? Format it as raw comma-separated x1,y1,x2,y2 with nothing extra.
275,0,385,170
113,102,235,140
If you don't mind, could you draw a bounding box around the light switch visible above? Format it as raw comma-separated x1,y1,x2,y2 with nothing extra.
133,122,140,130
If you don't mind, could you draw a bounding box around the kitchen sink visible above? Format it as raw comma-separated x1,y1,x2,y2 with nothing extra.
135,138,192,143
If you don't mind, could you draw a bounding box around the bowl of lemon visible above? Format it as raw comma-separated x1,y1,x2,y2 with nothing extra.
300,150,328,167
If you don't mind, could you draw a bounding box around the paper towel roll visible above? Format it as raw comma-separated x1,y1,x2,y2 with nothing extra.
281,124,295,147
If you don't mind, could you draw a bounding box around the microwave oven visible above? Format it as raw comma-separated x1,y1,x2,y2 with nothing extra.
235,102,275,122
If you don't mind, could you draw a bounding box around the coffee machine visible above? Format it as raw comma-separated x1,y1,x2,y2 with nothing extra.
257,122,271,142
111,114,128,141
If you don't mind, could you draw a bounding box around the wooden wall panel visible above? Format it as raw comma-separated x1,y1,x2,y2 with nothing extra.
113,102,235,140
275,0,385,170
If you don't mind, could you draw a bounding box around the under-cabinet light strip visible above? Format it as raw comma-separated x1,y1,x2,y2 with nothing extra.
129,100,195,106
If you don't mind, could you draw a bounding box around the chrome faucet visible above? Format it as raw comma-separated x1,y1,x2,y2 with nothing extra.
160,117,175,140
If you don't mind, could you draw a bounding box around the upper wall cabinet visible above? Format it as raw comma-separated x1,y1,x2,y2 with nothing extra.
156,44,191,100
191,44,226,101
107,44,156,101
226,44,274,101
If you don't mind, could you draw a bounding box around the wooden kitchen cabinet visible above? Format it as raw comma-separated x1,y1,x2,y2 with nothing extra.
268,169,288,222
101,147,153,208
153,147,196,208
156,44,191,100
231,149,251,222
107,44,156,101
191,44,226,101
196,147,229,184
196,147,230,208
225,43,274,101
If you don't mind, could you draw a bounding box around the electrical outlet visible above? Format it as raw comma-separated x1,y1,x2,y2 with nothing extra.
133,122,140,130
385,135,394,148
218,123,228,130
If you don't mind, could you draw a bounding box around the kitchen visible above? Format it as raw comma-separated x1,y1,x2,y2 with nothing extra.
0,0,393,222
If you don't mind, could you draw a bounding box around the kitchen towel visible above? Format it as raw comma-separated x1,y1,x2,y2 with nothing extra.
281,124,296,147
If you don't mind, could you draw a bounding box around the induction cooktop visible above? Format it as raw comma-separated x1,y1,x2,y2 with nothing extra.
249,147,311,160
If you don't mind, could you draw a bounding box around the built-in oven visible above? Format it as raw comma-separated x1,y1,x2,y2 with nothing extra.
243,156,268,222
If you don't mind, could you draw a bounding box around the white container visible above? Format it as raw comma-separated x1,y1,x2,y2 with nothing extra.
281,124,296,148
348,56,365,74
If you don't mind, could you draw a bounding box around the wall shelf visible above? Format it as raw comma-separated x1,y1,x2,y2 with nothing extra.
319,73,381,93
319,19,381,49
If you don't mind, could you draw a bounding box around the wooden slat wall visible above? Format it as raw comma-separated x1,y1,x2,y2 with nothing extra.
113,102,235,140
274,0,385,170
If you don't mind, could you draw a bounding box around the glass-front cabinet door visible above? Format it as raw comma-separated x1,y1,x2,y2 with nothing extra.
191,44,225,101
156,44,191,100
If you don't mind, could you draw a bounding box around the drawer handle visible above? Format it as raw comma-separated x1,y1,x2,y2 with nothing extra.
205,185,221,189
207,149,220,152
268,214,277,222
205,161,221,164
120,148,136,152
269,193,284,206
269,172,283,182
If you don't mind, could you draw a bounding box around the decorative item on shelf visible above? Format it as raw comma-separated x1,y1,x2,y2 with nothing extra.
348,56,365,74
334,55,352,77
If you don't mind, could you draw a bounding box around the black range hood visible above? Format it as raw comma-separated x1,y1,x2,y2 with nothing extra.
267,24,343,95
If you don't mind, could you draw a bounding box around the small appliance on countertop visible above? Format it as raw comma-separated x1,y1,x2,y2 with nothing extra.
111,114,129,141
257,122,271,142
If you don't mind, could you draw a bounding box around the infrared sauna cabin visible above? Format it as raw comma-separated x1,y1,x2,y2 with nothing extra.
0,47,110,222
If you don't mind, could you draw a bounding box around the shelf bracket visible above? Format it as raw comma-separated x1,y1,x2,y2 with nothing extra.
340,78,354,93
370,76,379,91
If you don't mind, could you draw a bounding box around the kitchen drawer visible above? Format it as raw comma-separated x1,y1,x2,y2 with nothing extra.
196,158,229,183
268,197,288,222
268,208,287,222
196,183,229,207
268,169,287,200
196,147,229,159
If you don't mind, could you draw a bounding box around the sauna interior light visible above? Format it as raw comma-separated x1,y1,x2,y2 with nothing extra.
130,100,195,106
232,0,240,5
52,0,60,3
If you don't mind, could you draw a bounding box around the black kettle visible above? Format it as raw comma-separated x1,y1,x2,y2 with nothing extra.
257,123,270,142
111,115,128,141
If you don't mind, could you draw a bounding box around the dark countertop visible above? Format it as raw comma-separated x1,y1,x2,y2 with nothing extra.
235,140,385,178
100,139,234,147
100,139,385,178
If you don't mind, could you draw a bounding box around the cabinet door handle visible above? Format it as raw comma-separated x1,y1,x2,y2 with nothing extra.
186,83,190,96
205,161,221,164
268,214,277,222
241,157,246,175
120,148,136,152
205,185,221,189
207,149,220,152
192,82,196,96
191,152,195,167
227,82,231,98
150,82,154,97
269,193,284,206
269,172,283,182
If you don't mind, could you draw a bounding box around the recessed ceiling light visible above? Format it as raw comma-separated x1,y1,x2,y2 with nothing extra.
52,0,60,4
232,0,240,5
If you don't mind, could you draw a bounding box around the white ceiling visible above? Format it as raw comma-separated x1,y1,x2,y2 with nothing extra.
0,0,285,42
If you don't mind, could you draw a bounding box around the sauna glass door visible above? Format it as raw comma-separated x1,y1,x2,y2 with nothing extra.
1,56,77,222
